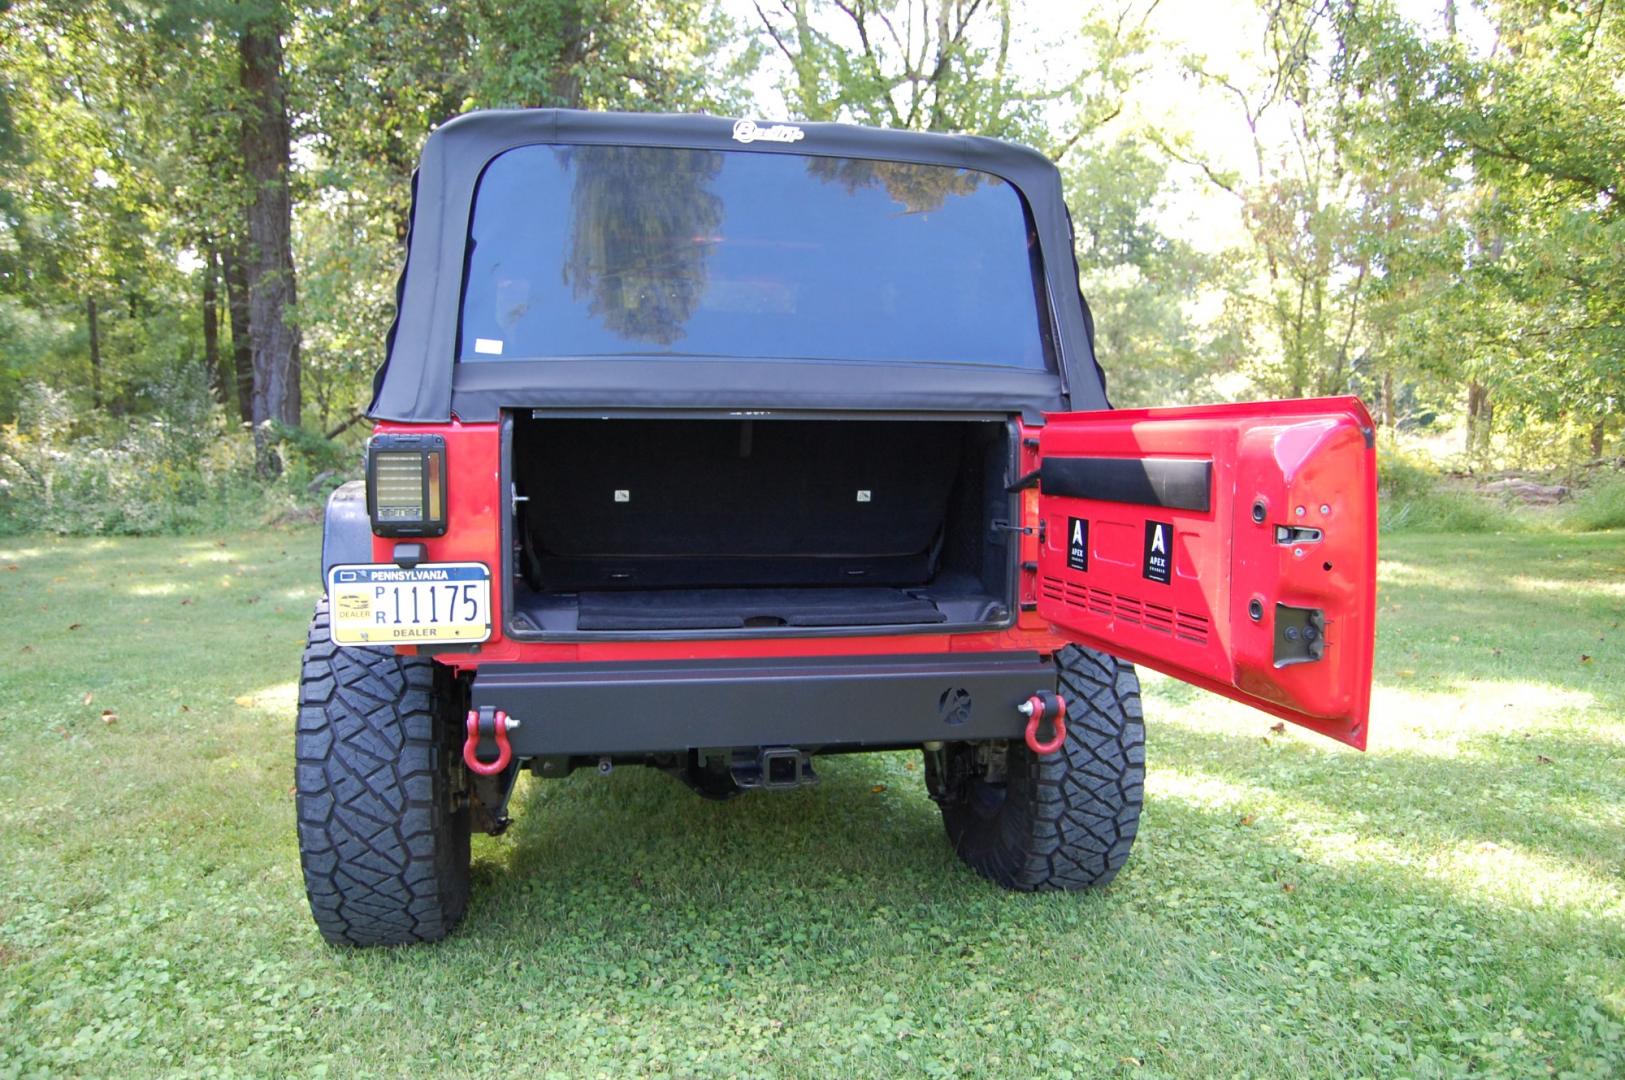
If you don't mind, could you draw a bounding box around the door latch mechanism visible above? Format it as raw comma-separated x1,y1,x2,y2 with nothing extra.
1273,604,1327,667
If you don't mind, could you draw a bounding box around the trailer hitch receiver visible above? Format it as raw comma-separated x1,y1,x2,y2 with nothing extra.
730,747,818,790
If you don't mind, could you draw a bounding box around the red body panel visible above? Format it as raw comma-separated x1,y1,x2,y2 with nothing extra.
370,399,1376,749
1034,398,1377,747
367,420,1071,670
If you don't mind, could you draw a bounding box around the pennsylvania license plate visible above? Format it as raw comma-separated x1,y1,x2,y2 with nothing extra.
326,562,492,647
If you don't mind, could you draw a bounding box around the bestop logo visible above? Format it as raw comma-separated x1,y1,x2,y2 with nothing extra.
732,119,806,144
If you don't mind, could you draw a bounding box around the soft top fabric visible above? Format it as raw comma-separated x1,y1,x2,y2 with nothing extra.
369,109,1110,422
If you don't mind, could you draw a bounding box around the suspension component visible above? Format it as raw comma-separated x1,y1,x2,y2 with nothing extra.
464,706,517,776
1019,691,1067,755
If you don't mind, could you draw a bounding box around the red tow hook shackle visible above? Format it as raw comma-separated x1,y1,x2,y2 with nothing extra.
464,707,516,776
1020,691,1067,755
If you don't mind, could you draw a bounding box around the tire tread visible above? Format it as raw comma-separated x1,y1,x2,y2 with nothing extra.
295,600,470,946
943,644,1145,891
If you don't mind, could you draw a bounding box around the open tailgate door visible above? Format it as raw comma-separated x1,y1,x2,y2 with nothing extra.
1035,397,1377,748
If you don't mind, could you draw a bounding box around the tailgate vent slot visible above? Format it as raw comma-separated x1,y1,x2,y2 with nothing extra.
1039,575,1210,646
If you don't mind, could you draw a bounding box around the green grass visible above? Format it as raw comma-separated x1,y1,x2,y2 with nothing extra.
1,528,1621,1077
1378,489,1509,534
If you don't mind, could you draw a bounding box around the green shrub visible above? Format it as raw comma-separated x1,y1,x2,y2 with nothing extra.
1561,472,1625,532
1373,444,1625,535
1379,489,1507,533
0,374,342,536
1376,445,1508,534
265,419,360,496
1377,446,1443,502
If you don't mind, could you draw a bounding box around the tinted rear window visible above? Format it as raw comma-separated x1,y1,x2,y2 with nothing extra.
458,145,1049,368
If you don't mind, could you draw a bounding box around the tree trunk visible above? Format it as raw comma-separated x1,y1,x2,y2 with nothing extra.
239,10,301,476
1465,381,1480,453
1590,418,1606,458
221,241,254,425
1465,380,1491,454
86,296,102,410
202,244,223,406
549,64,583,108
1382,370,1395,428
548,3,586,107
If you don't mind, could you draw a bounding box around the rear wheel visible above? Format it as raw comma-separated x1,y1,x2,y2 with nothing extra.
295,599,472,946
930,645,1144,890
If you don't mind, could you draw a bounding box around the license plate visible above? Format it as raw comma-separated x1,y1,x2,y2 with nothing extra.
326,562,492,646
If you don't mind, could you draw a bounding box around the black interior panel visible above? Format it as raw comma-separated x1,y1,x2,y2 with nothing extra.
518,417,964,589
509,415,1014,635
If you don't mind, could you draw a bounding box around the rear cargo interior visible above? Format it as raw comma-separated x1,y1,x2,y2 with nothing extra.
509,415,1015,635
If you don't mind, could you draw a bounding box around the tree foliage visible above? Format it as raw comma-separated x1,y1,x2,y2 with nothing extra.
0,0,1618,514
0,0,758,449
1344,0,1624,455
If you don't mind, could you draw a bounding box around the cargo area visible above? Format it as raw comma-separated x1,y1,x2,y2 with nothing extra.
508,415,1016,636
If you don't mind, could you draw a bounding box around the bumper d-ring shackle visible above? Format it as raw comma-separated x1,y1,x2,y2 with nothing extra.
1019,691,1067,755
464,706,518,775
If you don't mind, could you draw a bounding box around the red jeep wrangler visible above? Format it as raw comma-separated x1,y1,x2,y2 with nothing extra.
299,110,1377,947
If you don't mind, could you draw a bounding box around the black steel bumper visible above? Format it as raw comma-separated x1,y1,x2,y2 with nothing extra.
469,652,1054,756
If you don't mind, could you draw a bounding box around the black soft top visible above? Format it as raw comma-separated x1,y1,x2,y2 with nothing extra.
368,109,1109,422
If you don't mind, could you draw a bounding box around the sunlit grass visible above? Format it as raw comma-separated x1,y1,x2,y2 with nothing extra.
1155,758,1621,917
1508,573,1625,599
0,527,1621,1076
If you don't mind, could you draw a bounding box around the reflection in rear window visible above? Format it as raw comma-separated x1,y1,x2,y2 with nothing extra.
458,145,1050,368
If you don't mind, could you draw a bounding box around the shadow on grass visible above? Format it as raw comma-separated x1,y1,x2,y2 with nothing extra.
467,712,1622,931
492,754,955,901
1149,721,1625,888
403,741,1622,1075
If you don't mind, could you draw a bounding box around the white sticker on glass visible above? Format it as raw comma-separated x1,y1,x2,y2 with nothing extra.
731,119,805,144
474,338,504,355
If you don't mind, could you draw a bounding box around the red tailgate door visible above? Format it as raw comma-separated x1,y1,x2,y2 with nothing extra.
1035,397,1378,748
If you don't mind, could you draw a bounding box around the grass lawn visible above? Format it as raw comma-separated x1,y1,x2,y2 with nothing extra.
1,527,1621,1077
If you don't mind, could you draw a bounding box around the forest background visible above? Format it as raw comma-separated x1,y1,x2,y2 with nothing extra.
1,0,1621,535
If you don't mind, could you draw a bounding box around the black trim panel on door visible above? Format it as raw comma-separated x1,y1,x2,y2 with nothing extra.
1039,456,1213,513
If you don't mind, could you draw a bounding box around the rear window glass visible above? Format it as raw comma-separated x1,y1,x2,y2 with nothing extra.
457,144,1049,368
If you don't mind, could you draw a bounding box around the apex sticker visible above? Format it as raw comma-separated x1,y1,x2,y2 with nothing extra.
1142,519,1172,584
1067,517,1088,572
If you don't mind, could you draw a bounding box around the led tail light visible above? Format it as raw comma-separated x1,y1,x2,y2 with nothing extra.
366,433,447,537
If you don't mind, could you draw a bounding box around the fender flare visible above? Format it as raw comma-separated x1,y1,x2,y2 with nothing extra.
321,480,372,591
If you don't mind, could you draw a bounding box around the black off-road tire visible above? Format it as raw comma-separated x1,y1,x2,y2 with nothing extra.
939,644,1144,890
295,598,472,946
